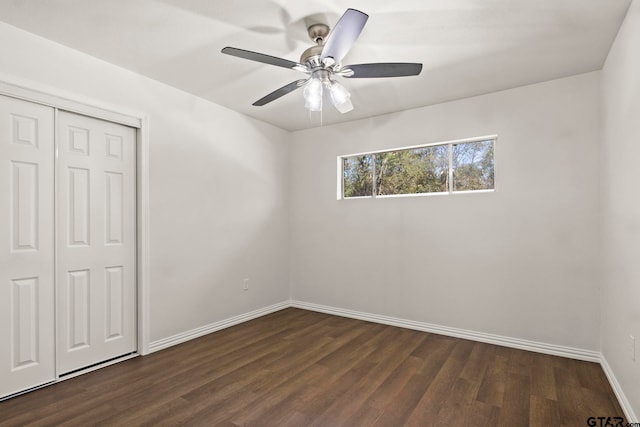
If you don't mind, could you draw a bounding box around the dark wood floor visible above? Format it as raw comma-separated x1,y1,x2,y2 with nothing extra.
0,308,625,426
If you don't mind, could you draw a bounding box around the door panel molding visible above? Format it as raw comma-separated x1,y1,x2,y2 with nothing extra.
10,277,40,370
11,161,39,251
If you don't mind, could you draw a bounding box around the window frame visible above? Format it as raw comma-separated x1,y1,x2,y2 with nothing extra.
338,135,497,200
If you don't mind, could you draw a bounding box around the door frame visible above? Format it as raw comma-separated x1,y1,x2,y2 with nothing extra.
0,77,151,356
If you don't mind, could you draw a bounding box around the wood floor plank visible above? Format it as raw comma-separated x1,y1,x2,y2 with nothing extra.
459,342,496,384
307,327,429,427
497,373,531,426
362,353,424,411
531,353,559,401
229,323,384,426
0,308,626,426
404,340,475,425
529,394,561,427
463,400,501,427
475,352,509,408
555,365,593,426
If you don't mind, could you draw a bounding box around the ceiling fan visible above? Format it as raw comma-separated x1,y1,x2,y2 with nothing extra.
221,8,423,114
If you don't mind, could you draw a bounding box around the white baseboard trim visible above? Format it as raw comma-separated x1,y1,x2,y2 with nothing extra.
149,299,600,362
289,300,600,362
148,301,290,353
600,355,638,422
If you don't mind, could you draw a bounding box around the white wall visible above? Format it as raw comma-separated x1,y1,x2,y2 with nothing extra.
0,22,291,343
290,72,601,351
601,0,640,419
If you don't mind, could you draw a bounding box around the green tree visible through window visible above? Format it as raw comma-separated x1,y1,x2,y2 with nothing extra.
452,140,494,191
343,155,373,197
375,145,448,195
341,139,495,199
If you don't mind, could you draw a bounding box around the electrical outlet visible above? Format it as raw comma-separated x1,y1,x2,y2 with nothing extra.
243,278,249,291
630,334,636,361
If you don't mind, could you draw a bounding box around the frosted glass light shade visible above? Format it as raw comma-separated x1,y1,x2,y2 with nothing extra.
303,78,323,112
329,80,353,113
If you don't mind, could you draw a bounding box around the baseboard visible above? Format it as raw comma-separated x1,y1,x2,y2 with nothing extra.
600,355,638,422
289,300,600,362
148,301,290,353
150,298,600,361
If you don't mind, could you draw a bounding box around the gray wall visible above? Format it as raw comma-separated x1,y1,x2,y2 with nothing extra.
601,0,640,418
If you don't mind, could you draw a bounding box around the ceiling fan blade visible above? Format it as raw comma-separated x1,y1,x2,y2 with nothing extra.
222,47,301,70
342,63,423,78
253,79,308,106
320,9,368,65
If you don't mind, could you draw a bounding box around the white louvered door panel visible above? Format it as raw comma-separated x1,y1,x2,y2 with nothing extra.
56,111,136,375
0,95,55,398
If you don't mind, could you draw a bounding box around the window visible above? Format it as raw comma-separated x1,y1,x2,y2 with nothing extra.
340,137,495,199
342,155,373,198
452,140,494,192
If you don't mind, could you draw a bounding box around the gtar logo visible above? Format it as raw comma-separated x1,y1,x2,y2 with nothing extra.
586,416,624,427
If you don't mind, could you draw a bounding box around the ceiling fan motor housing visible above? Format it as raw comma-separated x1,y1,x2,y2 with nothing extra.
300,45,324,68
301,23,336,69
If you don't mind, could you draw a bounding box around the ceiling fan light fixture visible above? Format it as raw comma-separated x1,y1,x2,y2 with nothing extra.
222,8,423,115
303,77,323,111
329,80,353,113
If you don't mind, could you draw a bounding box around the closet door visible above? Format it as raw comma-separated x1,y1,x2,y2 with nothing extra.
0,95,55,398
56,111,136,374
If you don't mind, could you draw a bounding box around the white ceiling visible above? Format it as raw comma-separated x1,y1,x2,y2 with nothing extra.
0,0,631,131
